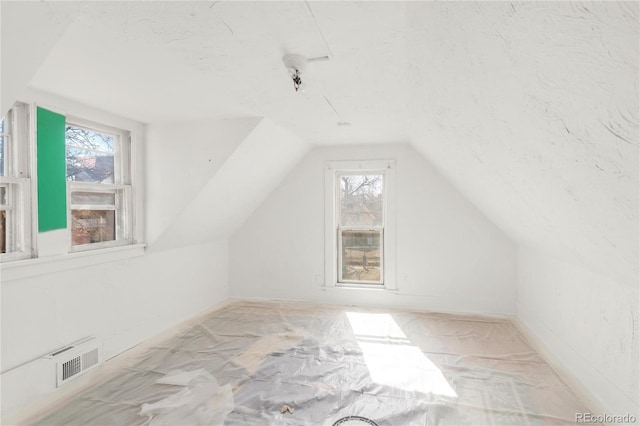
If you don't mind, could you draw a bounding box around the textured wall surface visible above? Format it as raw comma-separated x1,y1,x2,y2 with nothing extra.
406,2,638,287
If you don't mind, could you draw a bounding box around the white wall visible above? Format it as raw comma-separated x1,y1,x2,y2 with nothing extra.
230,144,517,314
145,118,260,245
517,247,639,418
0,93,232,417
148,118,310,251
0,240,228,416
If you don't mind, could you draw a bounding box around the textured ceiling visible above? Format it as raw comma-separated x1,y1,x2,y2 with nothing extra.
4,1,639,285
403,2,638,285
27,1,411,142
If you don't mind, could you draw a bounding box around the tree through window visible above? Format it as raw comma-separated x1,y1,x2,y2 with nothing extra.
66,125,115,183
337,173,384,284
65,121,132,249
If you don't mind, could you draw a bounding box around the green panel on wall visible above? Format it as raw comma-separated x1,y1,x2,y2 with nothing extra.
37,107,67,232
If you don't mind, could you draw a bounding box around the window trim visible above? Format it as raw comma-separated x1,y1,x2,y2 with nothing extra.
65,118,134,252
0,243,146,281
0,103,34,262
0,178,32,261
324,160,397,290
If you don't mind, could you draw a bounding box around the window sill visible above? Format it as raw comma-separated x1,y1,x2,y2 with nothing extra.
332,283,394,291
0,243,146,282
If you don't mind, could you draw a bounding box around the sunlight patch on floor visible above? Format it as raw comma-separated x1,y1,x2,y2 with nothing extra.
346,312,457,398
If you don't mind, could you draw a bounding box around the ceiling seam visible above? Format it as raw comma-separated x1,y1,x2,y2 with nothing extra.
304,1,334,58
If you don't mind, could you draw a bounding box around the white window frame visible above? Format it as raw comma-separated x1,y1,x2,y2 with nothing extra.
325,160,396,289
0,102,34,262
66,117,133,252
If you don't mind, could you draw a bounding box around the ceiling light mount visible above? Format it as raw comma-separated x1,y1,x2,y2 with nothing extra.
282,54,329,92
283,54,308,92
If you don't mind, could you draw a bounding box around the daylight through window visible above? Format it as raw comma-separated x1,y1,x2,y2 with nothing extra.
337,173,384,284
66,122,132,249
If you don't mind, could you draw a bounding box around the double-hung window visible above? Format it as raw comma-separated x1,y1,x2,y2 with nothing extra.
0,103,33,261
338,173,384,284
325,160,396,288
66,119,132,250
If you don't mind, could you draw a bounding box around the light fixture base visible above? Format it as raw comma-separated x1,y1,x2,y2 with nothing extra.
282,54,309,74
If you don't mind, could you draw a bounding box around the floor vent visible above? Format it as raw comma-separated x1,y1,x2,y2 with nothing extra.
45,337,102,387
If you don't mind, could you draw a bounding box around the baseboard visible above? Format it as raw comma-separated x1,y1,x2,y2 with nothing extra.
1,297,234,425
227,295,515,319
511,315,610,418
102,297,236,363
5,298,612,425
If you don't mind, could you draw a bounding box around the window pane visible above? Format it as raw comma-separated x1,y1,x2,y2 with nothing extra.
66,147,114,183
71,210,115,245
66,125,114,152
71,191,115,206
341,229,382,283
66,125,115,183
339,174,383,226
0,186,6,205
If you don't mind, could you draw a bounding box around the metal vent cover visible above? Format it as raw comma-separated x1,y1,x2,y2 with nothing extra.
61,356,82,381
46,337,102,387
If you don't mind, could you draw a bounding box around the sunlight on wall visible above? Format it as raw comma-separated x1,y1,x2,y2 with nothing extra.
346,312,457,399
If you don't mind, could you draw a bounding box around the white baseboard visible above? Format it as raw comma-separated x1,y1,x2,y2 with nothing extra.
511,315,609,418
227,295,514,318
4,298,621,425
1,297,234,425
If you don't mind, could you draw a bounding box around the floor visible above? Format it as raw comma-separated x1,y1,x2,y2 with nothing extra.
27,301,594,425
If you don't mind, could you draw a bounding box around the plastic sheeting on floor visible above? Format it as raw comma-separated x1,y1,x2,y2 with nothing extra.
34,301,596,425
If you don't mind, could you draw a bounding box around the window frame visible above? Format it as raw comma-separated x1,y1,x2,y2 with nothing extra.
325,160,397,289
65,117,134,252
0,102,34,262
336,171,385,285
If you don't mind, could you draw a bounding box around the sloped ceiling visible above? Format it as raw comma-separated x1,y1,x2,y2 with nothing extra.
3,2,638,284
150,118,309,251
145,117,263,245
0,2,76,116
403,2,638,286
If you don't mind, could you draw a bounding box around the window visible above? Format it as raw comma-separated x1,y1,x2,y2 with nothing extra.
66,120,132,250
325,161,396,288
0,103,33,261
338,174,384,284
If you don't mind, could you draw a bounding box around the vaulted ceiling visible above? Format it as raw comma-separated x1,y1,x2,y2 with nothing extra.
2,1,638,285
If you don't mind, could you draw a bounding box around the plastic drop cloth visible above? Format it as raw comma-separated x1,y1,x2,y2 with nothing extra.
33,301,597,425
